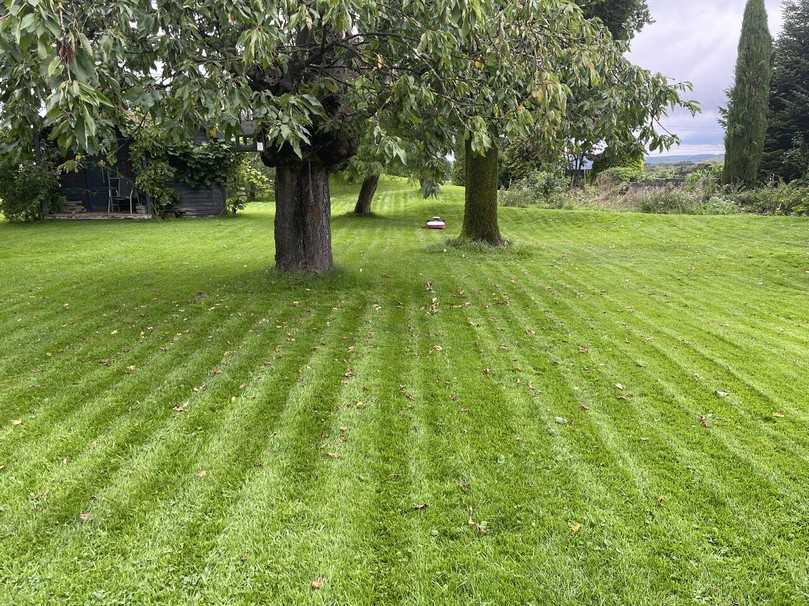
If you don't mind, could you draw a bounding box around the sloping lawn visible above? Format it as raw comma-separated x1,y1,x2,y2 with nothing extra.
2,179,809,604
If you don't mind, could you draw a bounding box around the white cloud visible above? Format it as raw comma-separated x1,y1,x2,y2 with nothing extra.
629,0,783,156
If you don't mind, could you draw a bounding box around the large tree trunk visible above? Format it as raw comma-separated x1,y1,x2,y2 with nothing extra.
461,139,503,245
274,161,333,273
354,174,380,215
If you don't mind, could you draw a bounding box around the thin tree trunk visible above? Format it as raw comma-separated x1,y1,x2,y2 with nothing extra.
274,161,333,273
354,174,380,215
461,139,503,245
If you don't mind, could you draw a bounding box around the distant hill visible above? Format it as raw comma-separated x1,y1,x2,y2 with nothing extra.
645,154,724,166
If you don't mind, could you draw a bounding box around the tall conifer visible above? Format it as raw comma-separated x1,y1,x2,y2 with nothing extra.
723,0,773,187
762,0,809,181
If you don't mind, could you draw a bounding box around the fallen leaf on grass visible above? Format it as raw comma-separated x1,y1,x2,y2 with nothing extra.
555,417,569,425
79,512,93,522
311,577,325,590
412,503,429,512
196,470,207,479
468,516,489,535
399,385,415,402
580,404,591,412
615,384,625,391
578,345,589,354
10,419,23,427
715,390,729,398
325,452,342,460
569,522,582,534
773,412,785,418
211,367,222,376
656,496,666,507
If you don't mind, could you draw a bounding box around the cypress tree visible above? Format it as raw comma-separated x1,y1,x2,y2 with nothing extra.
723,0,773,187
761,0,809,182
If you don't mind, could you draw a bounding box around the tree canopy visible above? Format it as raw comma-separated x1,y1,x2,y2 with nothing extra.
578,0,651,41
0,0,693,269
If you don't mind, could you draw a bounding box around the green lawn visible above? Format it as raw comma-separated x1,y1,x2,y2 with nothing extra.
2,179,809,605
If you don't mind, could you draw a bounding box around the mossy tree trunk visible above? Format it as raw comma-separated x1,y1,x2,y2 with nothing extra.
354,174,380,215
274,160,333,273
461,138,503,245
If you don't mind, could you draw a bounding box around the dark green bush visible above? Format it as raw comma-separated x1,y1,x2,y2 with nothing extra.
0,160,62,222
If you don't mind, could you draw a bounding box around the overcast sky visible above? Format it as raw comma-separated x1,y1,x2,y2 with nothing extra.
628,0,784,156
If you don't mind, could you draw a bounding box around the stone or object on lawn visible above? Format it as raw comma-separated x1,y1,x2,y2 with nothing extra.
426,217,447,230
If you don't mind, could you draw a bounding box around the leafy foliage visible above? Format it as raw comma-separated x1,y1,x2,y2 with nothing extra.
0,0,625,168
500,171,568,208
632,189,739,215
686,164,724,200
723,0,772,187
225,156,272,214
577,0,652,40
596,165,645,185
0,158,62,222
734,181,809,215
130,126,240,212
591,146,645,177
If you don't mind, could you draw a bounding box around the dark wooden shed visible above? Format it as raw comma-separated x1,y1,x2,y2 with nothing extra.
53,139,233,219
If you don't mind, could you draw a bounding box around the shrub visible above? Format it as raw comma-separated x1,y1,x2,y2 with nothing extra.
686,164,723,200
500,170,568,208
734,182,809,215
226,156,273,214
0,159,62,222
596,165,644,187
636,189,698,214
133,158,178,212
632,188,741,215
698,195,740,215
